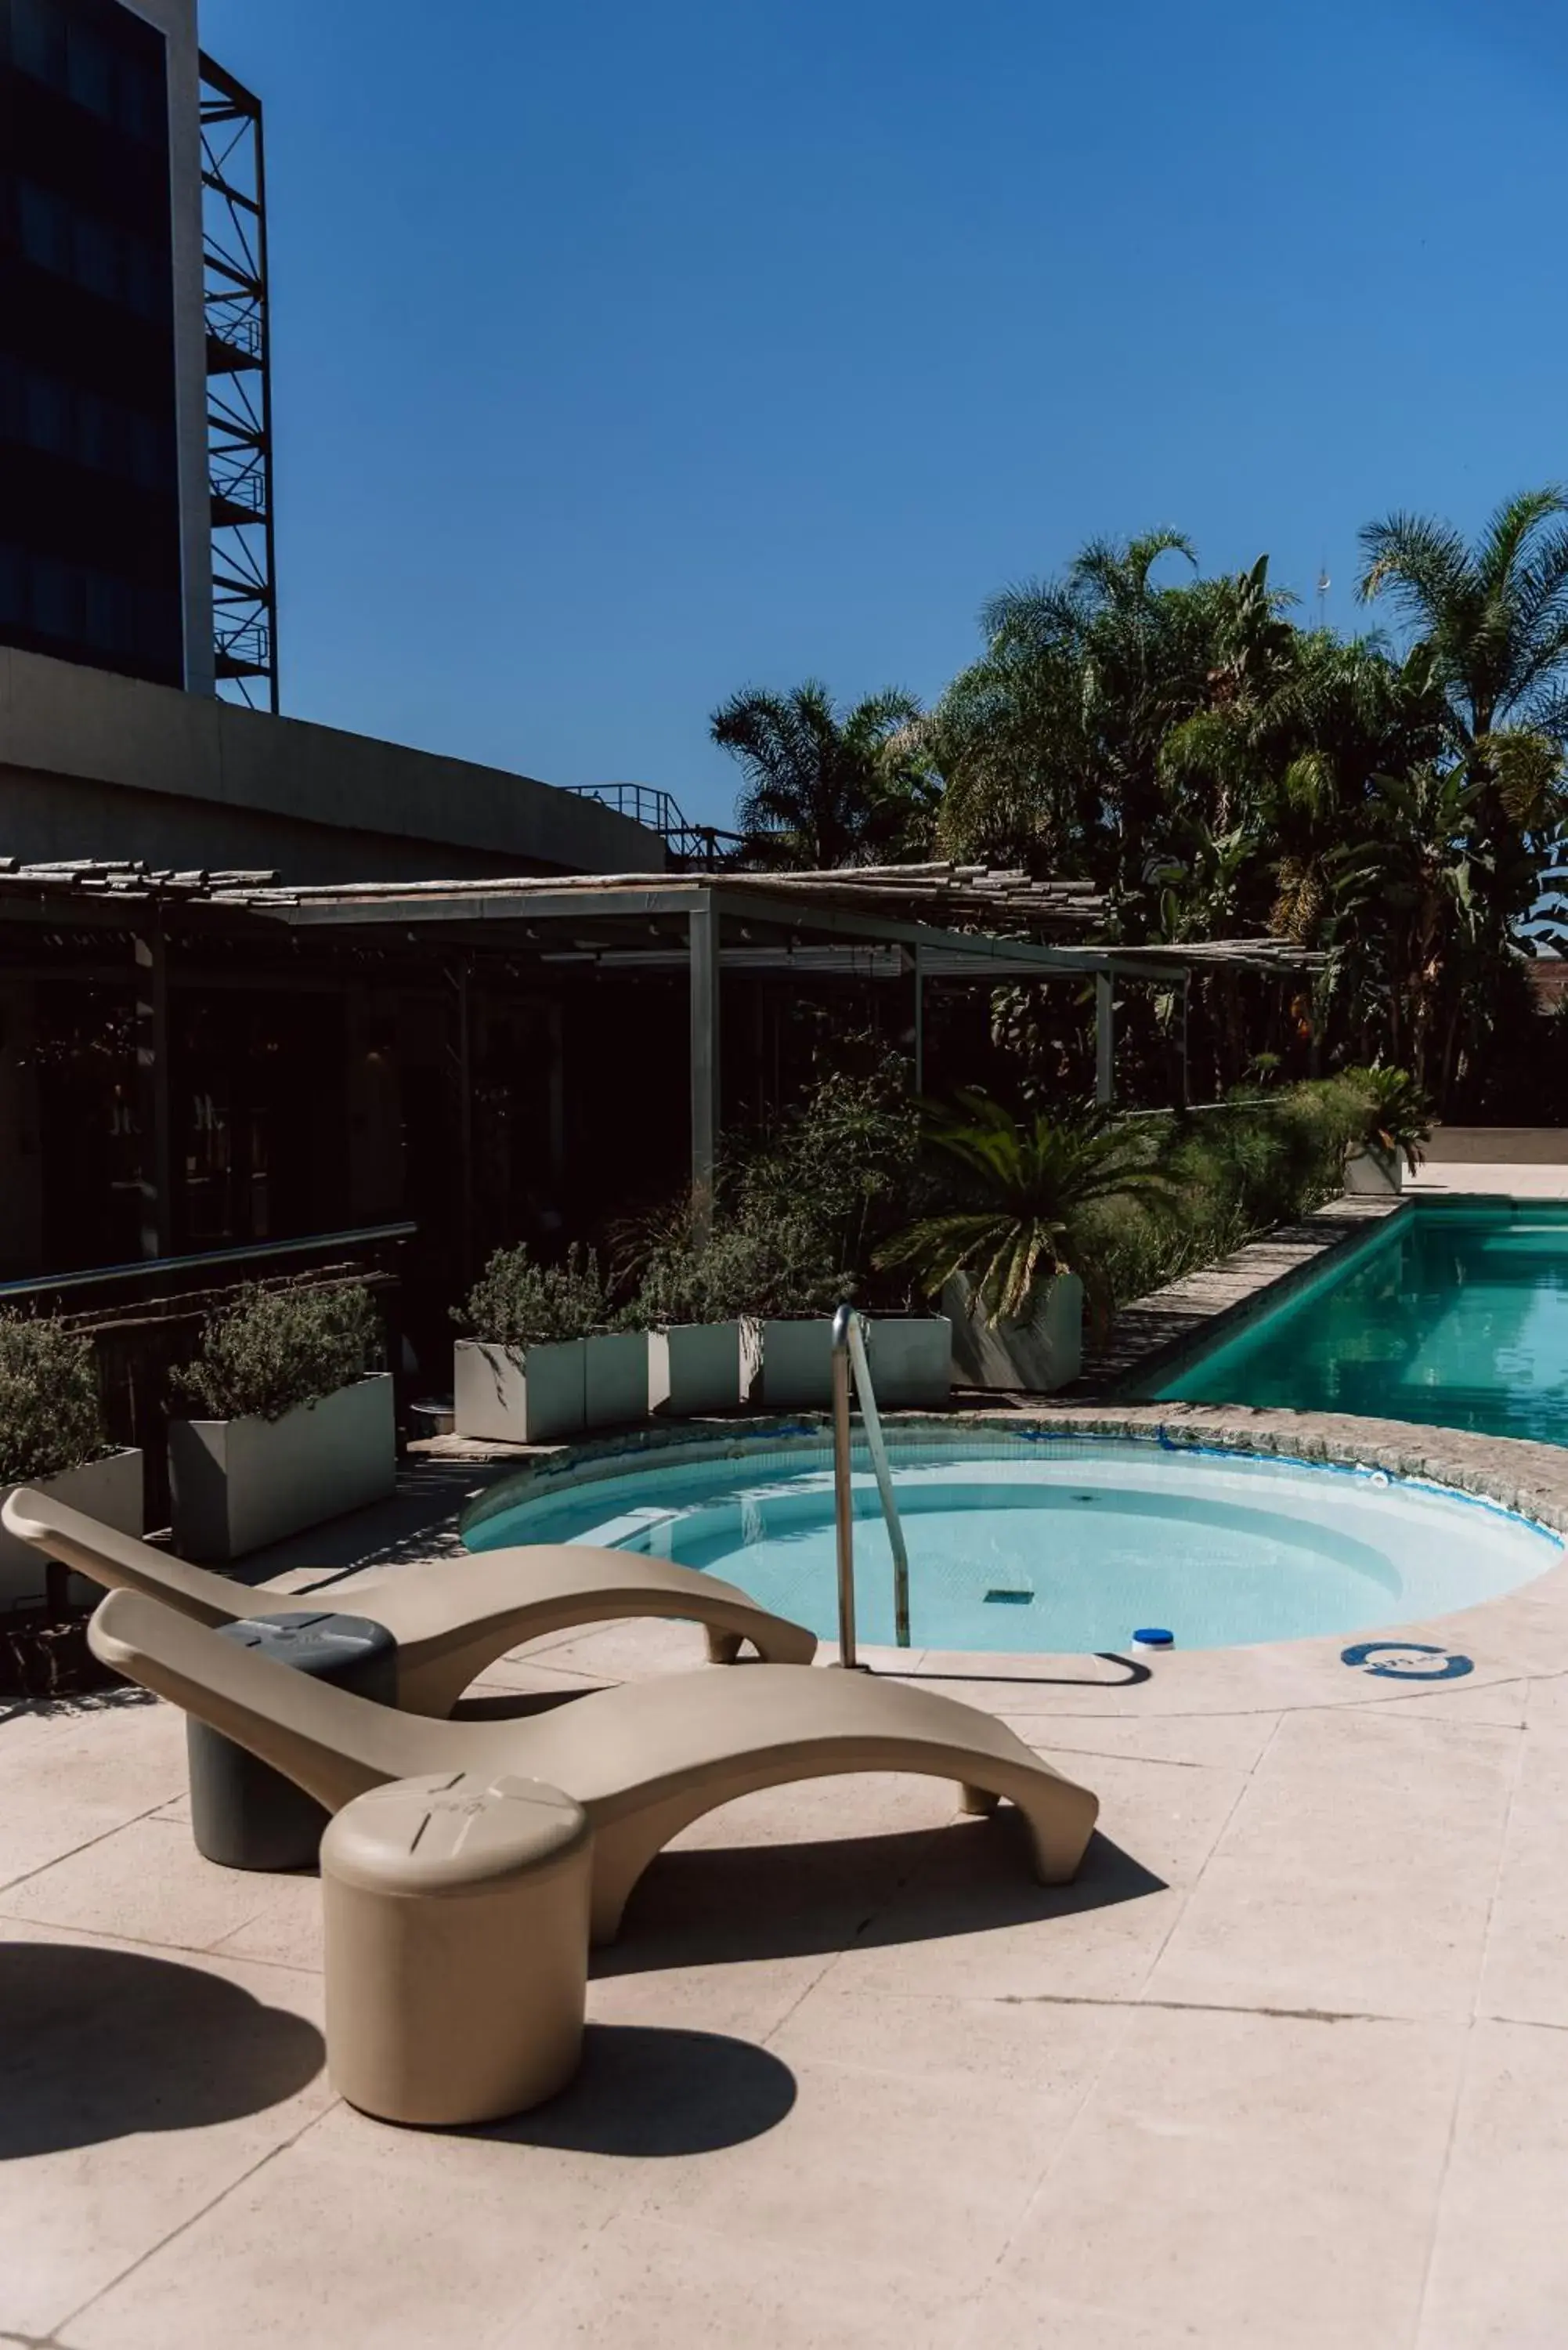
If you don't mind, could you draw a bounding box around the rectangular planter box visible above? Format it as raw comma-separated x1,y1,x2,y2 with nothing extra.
944,1272,1083,1394
170,1374,396,1563
649,1322,744,1417
453,1338,586,1446
865,1316,952,1408
0,1449,144,1612
1343,1147,1403,1196
583,1331,649,1430
757,1318,834,1409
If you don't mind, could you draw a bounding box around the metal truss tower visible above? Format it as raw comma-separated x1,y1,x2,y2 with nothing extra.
199,56,278,711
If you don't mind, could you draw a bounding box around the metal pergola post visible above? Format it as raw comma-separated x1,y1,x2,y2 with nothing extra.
133,917,172,1259
450,958,475,1282
912,942,925,1093
688,894,720,1242
1095,970,1115,1108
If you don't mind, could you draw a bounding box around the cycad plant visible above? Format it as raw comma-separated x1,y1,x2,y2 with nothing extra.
1342,1065,1433,1176
877,1093,1168,1325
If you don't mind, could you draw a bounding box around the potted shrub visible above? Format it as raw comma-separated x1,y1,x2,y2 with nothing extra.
0,1314,143,1612
739,1213,846,1408
863,1306,953,1409
168,1282,393,1561
1342,1065,1432,1196
635,1242,746,1418
453,1245,600,1444
878,1093,1166,1393
585,1294,652,1432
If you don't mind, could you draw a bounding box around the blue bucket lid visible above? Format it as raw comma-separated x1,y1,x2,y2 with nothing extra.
1133,1627,1174,1648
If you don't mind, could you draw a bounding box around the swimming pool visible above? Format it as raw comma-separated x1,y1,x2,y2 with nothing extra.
1154,1201,1568,1446
464,1434,1560,1654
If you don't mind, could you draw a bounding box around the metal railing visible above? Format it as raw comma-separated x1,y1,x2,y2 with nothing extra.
830,1303,911,1665
564,783,742,869
0,1220,417,1304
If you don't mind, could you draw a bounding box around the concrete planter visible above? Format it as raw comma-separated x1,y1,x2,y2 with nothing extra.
453,1339,586,1446
583,1332,649,1430
865,1315,952,1408
649,1322,744,1417
1343,1146,1403,1196
0,1449,144,1612
170,1375,396,1563
944,1271,1083,1394
757,1318,834,1408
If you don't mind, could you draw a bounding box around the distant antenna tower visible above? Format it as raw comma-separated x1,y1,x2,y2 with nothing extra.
1317,561,1331,631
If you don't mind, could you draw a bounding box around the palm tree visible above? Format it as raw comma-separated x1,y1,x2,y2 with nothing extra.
932,531,1201,890
710,680,932,870
1355,492,1568,1099
1357,489,1568,750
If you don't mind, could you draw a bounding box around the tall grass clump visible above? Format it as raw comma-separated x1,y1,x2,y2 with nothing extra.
1078,1075,1373,1307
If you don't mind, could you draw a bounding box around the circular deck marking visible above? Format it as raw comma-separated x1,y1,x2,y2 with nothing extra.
1340,1640,1474,1682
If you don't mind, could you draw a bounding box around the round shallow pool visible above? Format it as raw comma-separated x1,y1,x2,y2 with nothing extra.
464,1435,1563,1654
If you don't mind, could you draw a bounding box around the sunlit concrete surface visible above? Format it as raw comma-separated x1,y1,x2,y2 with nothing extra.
5,1408,1568,2348
1410,1161,1568,1198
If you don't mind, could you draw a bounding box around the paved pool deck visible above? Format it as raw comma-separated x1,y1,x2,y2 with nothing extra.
7,1403,1568,2349
1412,1160,1568,1198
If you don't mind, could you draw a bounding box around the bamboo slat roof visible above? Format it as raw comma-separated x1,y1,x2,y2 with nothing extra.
0,855,1321,970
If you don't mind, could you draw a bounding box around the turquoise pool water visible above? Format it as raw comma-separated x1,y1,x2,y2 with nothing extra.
1157,1202,1568,1446
464,1436,1559,1653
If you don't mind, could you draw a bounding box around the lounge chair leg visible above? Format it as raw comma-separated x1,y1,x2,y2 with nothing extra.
705,1628,745,1664
960,1783,1001,1817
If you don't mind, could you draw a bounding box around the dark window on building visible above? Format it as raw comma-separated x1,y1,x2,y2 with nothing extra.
16,178,171,321
0,544,23,625
23,371,70,455
16,179,70,274
0,0,183,685
13,0,165,145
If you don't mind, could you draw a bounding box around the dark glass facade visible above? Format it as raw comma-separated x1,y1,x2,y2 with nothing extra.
0,0,185,685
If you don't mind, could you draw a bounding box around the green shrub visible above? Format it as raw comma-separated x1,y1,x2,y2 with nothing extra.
877,1093,1171,1324
455,1244,608,1347
1075,1076,1377,1310
172,1283,383,1424
638,1209,843,1325
1340,1064,1433,1172
0,1314,107,1486
735,1058,920,1285
626,1055,918,1324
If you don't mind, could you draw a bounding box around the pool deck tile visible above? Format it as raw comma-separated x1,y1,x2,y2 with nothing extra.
1414,2018,1568,2350
971,2004,1465,2350
1142,1707,1520,2020
15,1401,1568,2346
0,1918,333,2341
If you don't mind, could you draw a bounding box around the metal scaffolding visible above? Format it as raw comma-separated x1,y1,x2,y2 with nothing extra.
199,55,279,712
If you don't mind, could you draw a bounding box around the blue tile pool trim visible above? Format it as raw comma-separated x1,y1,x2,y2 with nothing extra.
458,1412,1564,1561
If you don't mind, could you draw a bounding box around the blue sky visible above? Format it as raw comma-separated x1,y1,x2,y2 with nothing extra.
197,0,1568,829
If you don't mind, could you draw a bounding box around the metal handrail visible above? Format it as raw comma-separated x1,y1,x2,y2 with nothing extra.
0,1220,417,1303
829,1303,912,1665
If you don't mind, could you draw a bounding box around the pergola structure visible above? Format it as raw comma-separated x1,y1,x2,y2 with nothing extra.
0,859,1320,1268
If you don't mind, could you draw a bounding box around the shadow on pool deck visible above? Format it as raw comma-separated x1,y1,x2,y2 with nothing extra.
594,1820,1164,1973
479,2024,798,2157
0,1942,324,2155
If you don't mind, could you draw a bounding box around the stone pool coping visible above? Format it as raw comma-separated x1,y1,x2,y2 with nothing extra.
456,1399,1568,1721
1071,1191,1407,1394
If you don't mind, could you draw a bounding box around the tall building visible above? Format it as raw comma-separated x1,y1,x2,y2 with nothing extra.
0,0,270,700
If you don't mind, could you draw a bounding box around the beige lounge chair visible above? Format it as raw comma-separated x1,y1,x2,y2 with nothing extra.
0,1488,815,1716
89,1588,1100,1942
